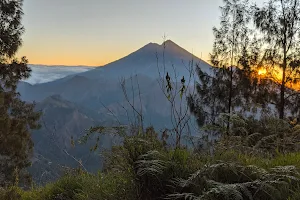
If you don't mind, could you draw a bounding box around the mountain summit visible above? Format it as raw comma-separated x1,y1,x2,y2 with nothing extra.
137,40,196,61
162,40,183,50
75,39,212,79
161,40,197,60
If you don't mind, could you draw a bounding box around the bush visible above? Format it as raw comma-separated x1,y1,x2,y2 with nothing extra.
0,187,22,200
6,121,300,200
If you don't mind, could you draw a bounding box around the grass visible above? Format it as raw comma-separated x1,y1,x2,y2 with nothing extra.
2,150,300,200
1,171,135,200
3,121,300,200
213,150,300,169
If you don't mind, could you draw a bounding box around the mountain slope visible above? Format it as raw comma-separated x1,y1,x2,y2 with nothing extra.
19,40,213,102
78,40,212,80
20,40,208,182
30,95,118,184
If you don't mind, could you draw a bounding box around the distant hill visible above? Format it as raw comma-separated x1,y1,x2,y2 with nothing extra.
30,95,119,184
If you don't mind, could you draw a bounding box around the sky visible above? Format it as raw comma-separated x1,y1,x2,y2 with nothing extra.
17,0,264,66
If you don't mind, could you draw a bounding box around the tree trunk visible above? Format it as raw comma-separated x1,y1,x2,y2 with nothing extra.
227,66,233,134
279,50,287,119
227,10,235,135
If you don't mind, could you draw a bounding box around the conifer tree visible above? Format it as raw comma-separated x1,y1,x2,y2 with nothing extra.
253,0,300,119
0,0,41,186
188,0,254,131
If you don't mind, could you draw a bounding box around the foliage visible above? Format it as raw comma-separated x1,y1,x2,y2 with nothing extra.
169,162,300,200
214,114,300,155
253,0,300,119
188,0,261,133
6,129,300,200
0,171,135,200
0,0,41,186
157,53,194,147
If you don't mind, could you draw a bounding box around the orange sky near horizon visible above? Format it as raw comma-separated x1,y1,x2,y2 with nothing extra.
18,40,210,67
14,0,224,66
16,0,265,67
18,42,128,67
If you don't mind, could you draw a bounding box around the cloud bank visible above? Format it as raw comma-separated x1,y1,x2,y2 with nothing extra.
23,65,94,85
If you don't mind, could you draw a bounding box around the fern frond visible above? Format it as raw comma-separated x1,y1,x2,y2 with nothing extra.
254,134,277,149
270,166,299,176
245,133,262,146
135,150,167,177
200,182,245,200
166,193,200,200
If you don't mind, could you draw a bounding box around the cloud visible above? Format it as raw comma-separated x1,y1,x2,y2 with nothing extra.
23,65,93,84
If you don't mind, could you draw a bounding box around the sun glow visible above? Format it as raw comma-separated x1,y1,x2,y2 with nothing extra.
258,68,267,76
256,67,299,91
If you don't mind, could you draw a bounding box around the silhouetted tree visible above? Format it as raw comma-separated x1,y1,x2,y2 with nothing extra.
253,0,300,119
0,0,41,186
188,0,254,132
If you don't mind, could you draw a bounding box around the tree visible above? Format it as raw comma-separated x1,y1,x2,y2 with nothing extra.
156,39,196,148
188,0,254,132
253,0,300,119
0,0,41,186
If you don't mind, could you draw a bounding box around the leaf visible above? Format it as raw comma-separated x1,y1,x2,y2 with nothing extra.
71,136,75,148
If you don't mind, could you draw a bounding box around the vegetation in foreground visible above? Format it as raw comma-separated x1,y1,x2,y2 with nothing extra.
2,118,300,200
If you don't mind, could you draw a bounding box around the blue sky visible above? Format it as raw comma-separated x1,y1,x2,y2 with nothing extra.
17,0,265,66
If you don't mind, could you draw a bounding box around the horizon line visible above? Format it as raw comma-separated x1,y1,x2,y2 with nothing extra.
27,40,210,67
28,63,102,67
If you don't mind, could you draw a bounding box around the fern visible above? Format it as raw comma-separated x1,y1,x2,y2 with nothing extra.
245,133,262,146
254,134,278,149
135,150,167,177
292,125,300,135
169,162,300,200
215,115,300,155
200,181,247,200
166,193,200,200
